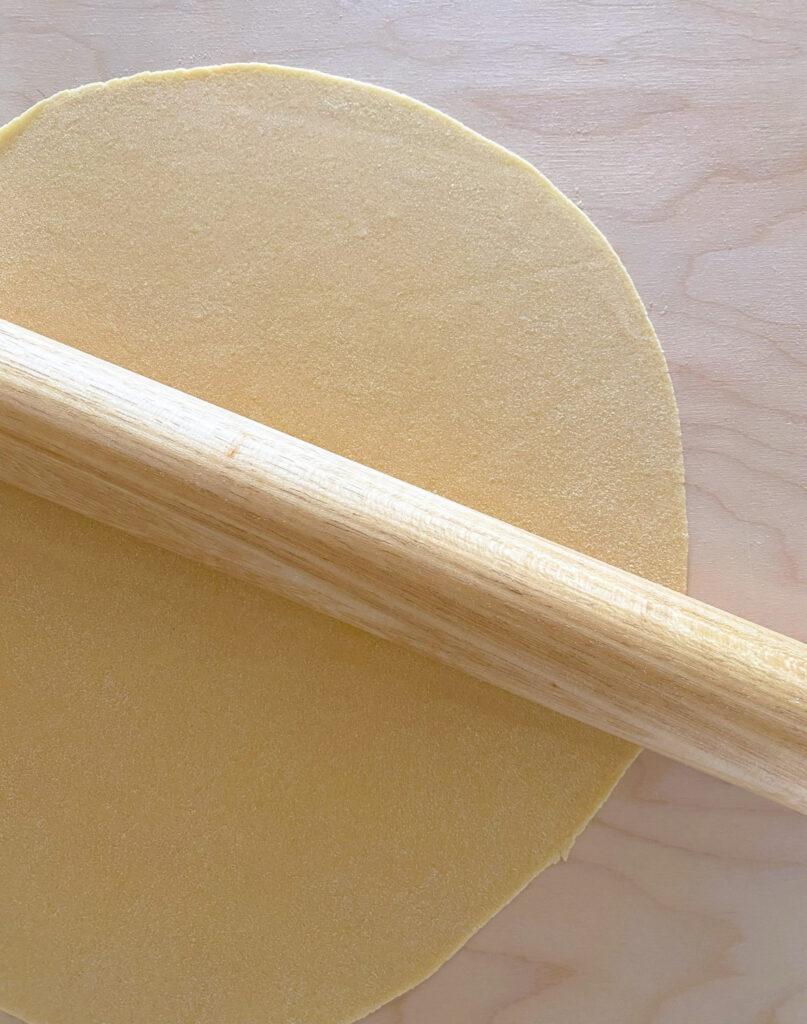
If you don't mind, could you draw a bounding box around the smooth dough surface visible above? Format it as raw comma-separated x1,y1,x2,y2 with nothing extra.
0,66,687,1024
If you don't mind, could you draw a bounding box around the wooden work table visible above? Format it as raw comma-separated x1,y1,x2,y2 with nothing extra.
1,2,805,1021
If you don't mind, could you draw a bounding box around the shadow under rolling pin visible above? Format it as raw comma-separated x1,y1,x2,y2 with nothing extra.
0,317,805,812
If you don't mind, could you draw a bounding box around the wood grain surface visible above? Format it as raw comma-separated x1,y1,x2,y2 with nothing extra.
2,319,807,812
1,2,805,1022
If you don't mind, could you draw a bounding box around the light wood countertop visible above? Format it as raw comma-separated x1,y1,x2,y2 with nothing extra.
1,2,805,1021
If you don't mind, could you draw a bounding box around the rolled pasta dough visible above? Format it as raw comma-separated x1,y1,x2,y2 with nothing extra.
0,66,687,1024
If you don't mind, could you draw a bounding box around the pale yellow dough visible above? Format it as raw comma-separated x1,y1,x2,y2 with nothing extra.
0,66,687,1024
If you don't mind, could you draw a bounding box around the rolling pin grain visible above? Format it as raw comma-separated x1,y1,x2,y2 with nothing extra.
0,317,805,812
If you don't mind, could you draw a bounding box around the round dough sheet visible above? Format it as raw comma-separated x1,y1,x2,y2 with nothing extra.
0,66,687,1024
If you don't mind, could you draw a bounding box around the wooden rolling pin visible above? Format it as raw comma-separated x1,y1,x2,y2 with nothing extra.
1,318,805,812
